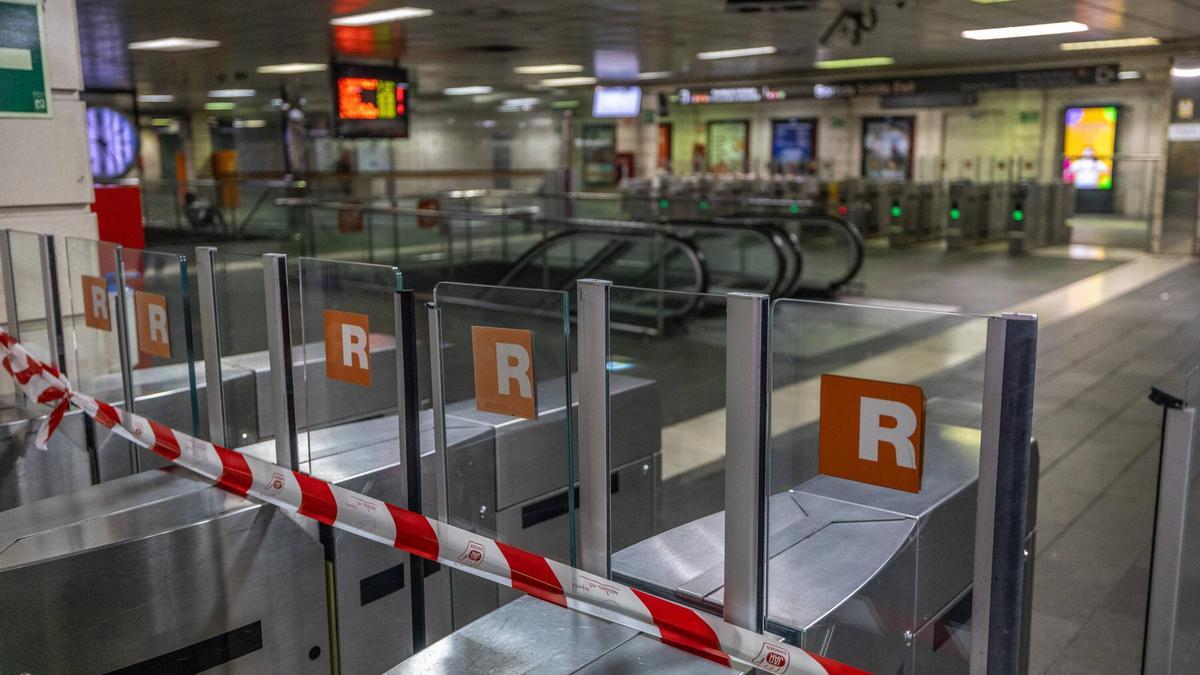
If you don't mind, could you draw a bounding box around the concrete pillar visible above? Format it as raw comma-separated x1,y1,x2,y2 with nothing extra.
0,0,96,243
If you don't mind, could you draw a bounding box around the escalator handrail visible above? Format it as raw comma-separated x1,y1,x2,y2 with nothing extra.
495,225,710,322
657,217,803,299
720,211,866,293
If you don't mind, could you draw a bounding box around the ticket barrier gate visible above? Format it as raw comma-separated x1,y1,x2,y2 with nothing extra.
888,182,946,247
946,182,1011,250
1007,181,1076,255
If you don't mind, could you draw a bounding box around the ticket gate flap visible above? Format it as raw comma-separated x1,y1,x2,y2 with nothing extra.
612,421,980,653
386,596,740,675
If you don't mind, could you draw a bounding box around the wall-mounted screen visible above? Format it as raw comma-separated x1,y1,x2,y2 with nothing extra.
771,118,818,175
331,61,409,138
592,86,641,118
861,116,914,180
1062,106,1117,190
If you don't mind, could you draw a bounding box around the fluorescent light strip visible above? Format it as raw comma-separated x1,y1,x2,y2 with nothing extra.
128,37,220,51
330,7,432,26
137,94,174,103
1060,37,1159,51
963,21,1087,40
257,63,327,74
208,89,256,98
697,46,776,60
1172,66,1200,78
234,119,267,128
638,71,672,80
204,102,235,111
539,76,597,87
502,97,539,106
444,85,493,95
514,64,583,74
814,56,894,69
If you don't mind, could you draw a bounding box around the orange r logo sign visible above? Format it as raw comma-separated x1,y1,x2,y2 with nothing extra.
81,275,111,331
818,373,926,493
471,326,537,419
135,291,171,358
324,309,372,387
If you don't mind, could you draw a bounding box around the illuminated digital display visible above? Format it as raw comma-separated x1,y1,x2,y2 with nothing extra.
1062,106,1117,190
331,61,409,137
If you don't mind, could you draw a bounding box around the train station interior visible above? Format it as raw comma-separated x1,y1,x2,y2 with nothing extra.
2,0,1200,673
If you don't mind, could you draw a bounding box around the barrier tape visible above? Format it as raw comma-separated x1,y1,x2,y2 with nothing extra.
0,331,866,675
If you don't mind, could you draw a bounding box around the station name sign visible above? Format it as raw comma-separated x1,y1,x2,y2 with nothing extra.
677,85,786,105
813,64,1120,101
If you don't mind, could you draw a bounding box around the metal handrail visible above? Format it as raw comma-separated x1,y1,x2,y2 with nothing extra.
720,211,866,294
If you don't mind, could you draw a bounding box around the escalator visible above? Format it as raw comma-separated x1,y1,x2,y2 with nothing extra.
715,211,865,295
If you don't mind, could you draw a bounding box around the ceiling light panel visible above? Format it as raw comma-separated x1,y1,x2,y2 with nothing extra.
1059,37,1160,51
514,64,583,74
962,21,1087,41
128,37,220,51
330,7,433,26
208,89,256,98
696,46,776,60
443,85,493,95
538,76,597,87
814,56,894,69
257,63,328,74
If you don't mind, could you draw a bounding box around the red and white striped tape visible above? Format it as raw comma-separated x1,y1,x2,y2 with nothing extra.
0,331,865,675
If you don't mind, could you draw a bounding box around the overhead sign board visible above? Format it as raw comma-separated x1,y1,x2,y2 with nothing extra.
677,85,785,106
812,64,1119,101
0,0,51,118
331,61,409,138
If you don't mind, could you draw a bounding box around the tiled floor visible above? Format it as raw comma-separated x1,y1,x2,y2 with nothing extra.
1026,262,1200,673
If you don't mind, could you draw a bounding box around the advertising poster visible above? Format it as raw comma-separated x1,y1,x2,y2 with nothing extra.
1062,106,1117,190
861,116,914,179
657,123,672,170
581,124,617,186
771,118,818,174
707,120,749,173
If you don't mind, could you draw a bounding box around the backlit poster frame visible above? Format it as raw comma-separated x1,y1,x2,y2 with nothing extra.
707,120,749,173
581,123,617,187
861,116,914,180
1060,104,1119,213
770,118,818,175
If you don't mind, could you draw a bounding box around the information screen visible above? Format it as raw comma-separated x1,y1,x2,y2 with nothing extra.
592,86,641,118
771,118,817,175
1062,106,1117,190
331,62,409,138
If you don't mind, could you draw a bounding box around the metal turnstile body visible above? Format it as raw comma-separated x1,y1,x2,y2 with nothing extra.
1007,181,1075,254
613,422,982,673
387,595,739,674
0,469,330,672
0,363,258,512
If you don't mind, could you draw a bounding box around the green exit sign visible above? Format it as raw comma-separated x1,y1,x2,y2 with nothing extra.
1019,110,1039,124
0,0,51,118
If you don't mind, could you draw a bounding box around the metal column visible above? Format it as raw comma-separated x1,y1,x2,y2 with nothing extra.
1143,387,1199,673
263,253,299,470
395,288,427,650
972,313,1038,674
39,235,66,372
112,245,140,474
426,303,450,523
196,246,226,445
577,279,612,578
723,292,771,632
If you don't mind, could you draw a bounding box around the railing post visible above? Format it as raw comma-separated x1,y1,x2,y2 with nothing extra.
1143,388,1198,673
972,312,1038,674
195,246,226,445
723,292,771,632
263,253,299,470
578,279,612,577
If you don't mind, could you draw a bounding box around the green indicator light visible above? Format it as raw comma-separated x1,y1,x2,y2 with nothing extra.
891,205,902,218
789,203,800,214
950,208,961,220
1012,209,1024,222
699,200,710,210
659,199,669,209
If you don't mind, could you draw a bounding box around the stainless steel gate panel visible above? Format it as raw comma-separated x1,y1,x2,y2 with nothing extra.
0,469,330,673
385,595,740,674
446,373,660,512
611,421,981,674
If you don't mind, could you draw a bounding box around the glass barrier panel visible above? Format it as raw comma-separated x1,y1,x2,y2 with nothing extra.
768,297,990,671
64,237,123,399
117,246,200,438
606,287,729,598
209,250,274,451
297,257,402,472
7,231,55,370
431,281,573,624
